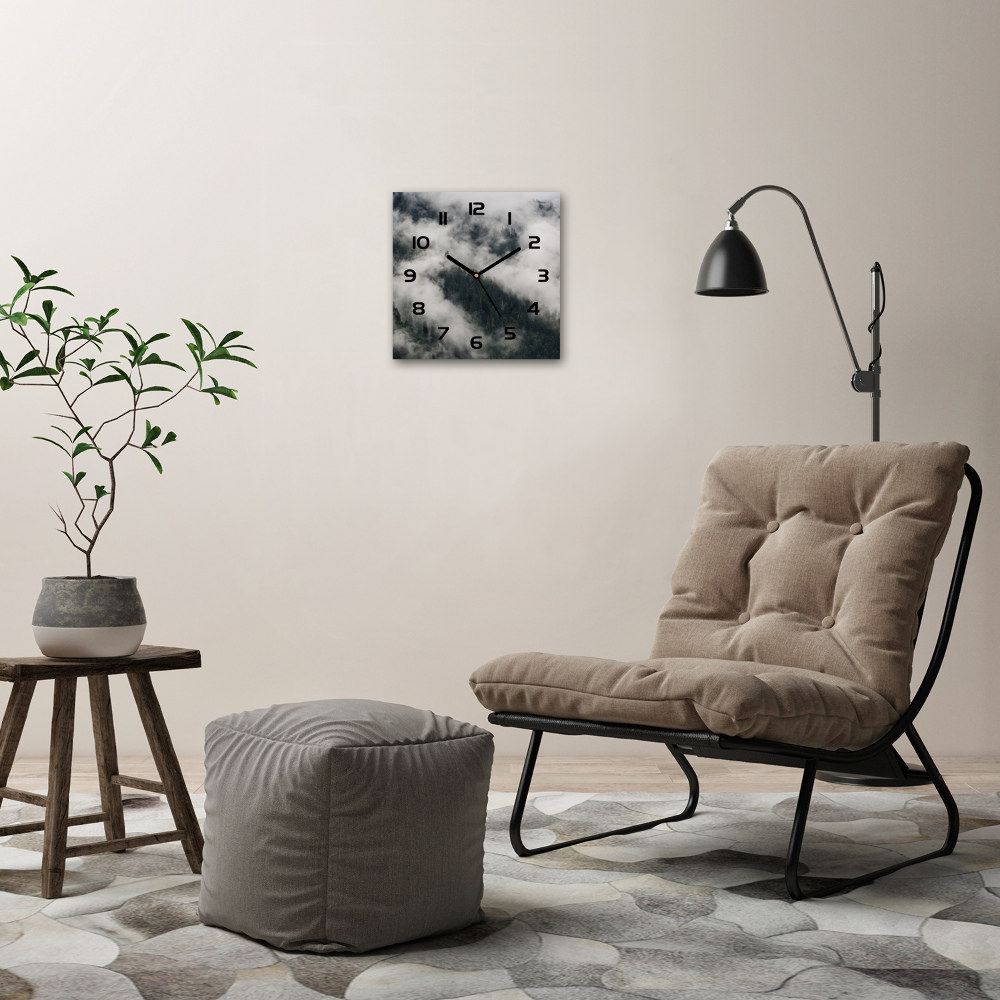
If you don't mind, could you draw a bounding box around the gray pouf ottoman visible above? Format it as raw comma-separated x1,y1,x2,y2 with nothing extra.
197,699,494,953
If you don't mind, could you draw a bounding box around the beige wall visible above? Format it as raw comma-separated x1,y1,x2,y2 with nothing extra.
0,1,996,759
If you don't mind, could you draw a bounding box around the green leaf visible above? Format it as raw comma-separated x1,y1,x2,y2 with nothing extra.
11,282,35,306
10,257,31,282
106,366,136,391
146,332,170,343
42,300,55,321
97,309,120,330
218,330,245,348
138,385,171,394
72,442,96,458
16,350,39,371
142,420,161,448
139,353,185,370
36,270,57,280
162,430,177,445
185,342,204,385
33,436,71,456
0,378,13,391
9,312,28,326
26,312,51,333
122,330,140,354
94,485,109,499
78,358,97,371
144,450,163,474
62,470,86,487
182,318,204,351
202,385,237,401
72,425,93,440
16,366,58,378
0,351,10,377
33,285,73,296
91,372,126,386
210,350,256,368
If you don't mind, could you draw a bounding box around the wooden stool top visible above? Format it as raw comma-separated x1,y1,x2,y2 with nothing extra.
0,645,200,682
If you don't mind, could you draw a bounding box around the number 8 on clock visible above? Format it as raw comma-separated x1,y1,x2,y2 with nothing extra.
392,192,560,360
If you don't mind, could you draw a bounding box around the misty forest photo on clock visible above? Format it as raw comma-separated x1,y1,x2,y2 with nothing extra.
393,191,560,360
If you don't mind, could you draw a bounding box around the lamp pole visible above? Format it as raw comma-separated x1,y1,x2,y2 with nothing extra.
870,263,881,442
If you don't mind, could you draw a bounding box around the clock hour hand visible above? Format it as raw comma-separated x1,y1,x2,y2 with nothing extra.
477,247,521,276
476,278,502,318
446,254,478,278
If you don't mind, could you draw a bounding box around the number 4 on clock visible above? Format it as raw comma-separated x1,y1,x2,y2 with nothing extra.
527,302,540,315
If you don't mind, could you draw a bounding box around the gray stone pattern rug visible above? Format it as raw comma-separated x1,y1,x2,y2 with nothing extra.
3,789,1000,998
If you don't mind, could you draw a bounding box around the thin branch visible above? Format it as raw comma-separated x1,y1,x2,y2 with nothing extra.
51,506,90,556
91,370,198,439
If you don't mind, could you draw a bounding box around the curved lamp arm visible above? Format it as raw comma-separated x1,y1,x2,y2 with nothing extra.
730,185,863,375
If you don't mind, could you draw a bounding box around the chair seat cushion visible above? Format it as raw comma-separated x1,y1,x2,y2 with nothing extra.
470,652,900,751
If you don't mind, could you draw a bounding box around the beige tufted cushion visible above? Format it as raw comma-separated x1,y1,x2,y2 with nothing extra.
469,443,969,750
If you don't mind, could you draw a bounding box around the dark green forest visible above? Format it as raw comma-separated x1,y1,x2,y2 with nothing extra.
393,267,560,360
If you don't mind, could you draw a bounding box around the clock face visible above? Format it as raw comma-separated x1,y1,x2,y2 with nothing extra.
393,191,560,360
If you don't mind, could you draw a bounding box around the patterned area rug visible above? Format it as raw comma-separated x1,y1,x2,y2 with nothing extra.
2,789,1000,999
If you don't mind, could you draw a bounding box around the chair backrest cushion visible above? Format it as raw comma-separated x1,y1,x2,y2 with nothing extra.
651,442,969,713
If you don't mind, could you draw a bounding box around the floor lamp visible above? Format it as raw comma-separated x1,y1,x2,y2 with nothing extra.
695,185,885,442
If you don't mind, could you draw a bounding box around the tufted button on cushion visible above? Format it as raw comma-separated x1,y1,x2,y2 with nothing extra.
822,616,836,628
850,522,863,534
766,520,780,532
737,612,751,624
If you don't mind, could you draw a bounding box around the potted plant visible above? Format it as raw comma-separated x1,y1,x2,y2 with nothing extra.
1,257,254,657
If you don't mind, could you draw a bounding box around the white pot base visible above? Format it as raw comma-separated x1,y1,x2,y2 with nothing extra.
33,624,146,659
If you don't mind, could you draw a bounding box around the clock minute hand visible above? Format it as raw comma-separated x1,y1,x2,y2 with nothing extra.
477,246,521,276
476,278,502,318
446,254,478,278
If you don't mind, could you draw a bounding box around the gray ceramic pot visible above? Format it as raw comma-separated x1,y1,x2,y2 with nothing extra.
32,576,147,659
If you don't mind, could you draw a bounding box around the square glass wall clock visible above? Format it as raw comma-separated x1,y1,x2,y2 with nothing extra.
392,191,560,360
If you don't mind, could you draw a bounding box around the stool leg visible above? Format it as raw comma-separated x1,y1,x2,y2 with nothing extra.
42,676,76,898
127,670,203,873
88,675,127,846
0,681,37,806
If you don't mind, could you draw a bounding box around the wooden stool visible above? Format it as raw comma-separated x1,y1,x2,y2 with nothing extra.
0,644,203,898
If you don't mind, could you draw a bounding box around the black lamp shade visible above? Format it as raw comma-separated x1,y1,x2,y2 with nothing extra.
695,227,768,296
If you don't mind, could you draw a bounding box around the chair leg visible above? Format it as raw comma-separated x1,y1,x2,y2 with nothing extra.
784,726,961,900
0,681,36,806
127,670,203,873
508,729,700,857
88,675,127,847
41,677,76,898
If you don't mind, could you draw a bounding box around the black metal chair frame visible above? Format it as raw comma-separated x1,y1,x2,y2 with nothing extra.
490,464,981,900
